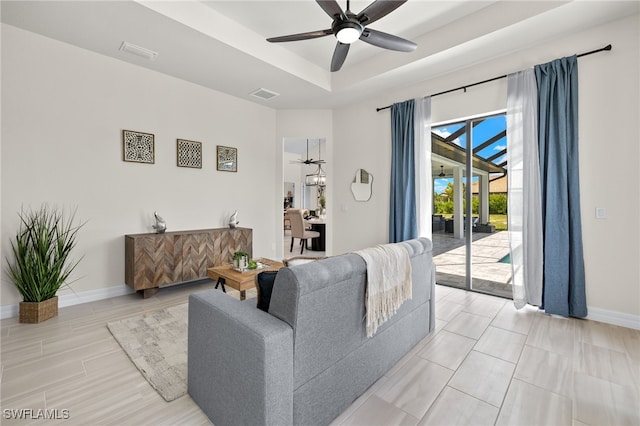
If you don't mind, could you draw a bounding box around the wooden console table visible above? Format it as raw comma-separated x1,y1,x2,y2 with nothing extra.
125,227,252,298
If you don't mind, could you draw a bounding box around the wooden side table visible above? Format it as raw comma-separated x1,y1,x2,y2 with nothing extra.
206,258,284,300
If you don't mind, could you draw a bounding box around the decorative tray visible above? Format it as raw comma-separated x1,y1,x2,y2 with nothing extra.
233,261,271,272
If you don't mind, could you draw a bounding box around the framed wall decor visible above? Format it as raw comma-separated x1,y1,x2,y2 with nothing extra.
177,139,202,168
122,129,155,164
216,145,237,172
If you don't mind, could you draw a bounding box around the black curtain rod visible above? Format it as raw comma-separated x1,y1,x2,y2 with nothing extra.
376,44,612,112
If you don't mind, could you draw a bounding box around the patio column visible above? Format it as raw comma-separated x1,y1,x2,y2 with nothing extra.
480,173,490,224
453,166,464,239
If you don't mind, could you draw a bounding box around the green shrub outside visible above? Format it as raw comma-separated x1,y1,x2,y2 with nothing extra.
433,188,509,231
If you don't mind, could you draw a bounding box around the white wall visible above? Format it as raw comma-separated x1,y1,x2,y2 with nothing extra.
333,97,391,252
332,14,640,321
1,24,277,310
283,151,301,207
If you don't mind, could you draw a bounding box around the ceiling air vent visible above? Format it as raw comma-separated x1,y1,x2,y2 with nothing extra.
249,88,279,100
119,41,158,61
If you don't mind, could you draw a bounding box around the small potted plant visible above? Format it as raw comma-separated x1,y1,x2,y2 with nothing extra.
318,195,326,218
232,251,250,271
5,205,84,323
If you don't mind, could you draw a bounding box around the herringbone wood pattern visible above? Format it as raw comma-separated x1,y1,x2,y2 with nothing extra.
212,228,252,265
131,235,181,289
125,228,252,292
183,233,208,281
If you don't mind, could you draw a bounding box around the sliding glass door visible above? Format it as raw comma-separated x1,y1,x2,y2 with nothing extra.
431,113,511,298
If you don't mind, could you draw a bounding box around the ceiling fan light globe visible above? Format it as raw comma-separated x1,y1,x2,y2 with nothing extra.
336,22,364,44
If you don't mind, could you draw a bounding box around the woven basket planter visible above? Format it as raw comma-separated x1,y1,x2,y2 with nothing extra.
19,296,58,324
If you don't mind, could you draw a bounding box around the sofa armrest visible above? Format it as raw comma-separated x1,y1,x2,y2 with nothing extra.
188,290,294,426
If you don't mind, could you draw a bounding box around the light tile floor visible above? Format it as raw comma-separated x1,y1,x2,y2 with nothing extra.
331,285,640,426
1,283,639,425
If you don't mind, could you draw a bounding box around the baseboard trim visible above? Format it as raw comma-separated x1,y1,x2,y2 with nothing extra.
0,304,18,320
587,306,640,330
58,285,136,307
1,285,135,320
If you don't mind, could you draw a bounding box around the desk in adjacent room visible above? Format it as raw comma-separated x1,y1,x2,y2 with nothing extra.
306,218,326,251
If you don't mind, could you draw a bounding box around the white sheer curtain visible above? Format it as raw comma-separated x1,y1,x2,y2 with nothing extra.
414,97,432,238
506,70,543,308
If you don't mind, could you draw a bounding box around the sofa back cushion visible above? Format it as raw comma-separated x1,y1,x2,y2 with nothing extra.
269,237,433,390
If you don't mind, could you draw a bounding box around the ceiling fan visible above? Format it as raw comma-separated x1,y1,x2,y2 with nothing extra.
267,0,417,72
290,139,326,165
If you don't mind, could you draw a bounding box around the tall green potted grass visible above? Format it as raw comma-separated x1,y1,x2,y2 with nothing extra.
5,205,83,323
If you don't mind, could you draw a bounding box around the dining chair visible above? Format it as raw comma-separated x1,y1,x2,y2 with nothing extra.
286,208,320,254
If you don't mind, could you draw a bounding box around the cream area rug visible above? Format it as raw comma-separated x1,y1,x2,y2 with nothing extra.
107,303,189,402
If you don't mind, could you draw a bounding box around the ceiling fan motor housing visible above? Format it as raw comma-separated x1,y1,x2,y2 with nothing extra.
332,13,364,44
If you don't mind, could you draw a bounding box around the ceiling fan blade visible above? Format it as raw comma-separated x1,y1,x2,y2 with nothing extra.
360,28,416,52
316,0,344,19
291,159,326,164
331,42,350,72
357,0,407,25
267,29,333,43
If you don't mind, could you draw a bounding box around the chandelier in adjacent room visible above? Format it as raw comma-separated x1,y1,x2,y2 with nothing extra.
305,141,326,187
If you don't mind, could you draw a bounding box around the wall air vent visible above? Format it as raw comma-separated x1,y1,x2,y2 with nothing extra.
249,88,280,100
119,41,159,61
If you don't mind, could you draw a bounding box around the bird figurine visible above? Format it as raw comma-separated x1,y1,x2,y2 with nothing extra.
229,210,239,229
152,211,166,233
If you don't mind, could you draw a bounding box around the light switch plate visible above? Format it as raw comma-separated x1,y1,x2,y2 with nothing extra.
595,207,607,219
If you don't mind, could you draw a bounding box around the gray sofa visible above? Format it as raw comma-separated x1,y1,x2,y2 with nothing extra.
188,237,435,426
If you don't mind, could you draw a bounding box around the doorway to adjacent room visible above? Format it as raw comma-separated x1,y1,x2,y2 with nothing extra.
282,138,327,259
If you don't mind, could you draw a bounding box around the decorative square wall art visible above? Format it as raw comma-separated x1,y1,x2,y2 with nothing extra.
216,145,237,172
123,130,154,164
177,139,202,168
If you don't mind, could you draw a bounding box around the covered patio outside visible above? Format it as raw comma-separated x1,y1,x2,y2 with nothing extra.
432,231,512,299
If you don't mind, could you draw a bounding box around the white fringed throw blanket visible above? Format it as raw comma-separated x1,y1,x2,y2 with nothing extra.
355,243,412,337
